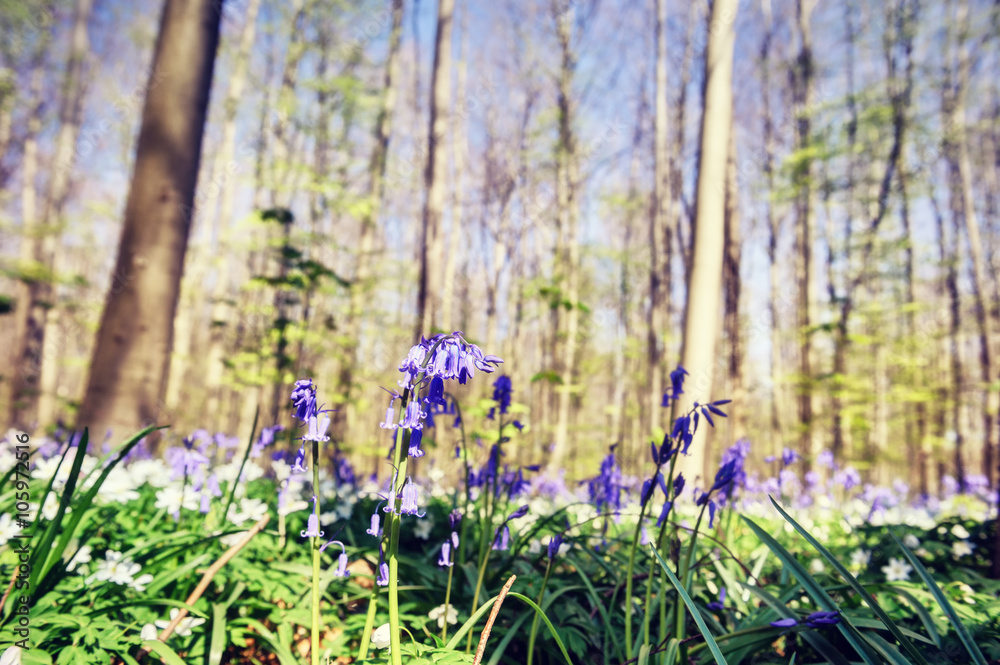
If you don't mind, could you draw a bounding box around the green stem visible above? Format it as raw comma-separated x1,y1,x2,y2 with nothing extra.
526,557,553,665
673,502,708,665
387,388,412,665
357,584,379,660
311,439,321,665
442,563,455,642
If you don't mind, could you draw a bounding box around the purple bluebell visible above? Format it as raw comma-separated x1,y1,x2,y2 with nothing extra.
251,425,284,458
781,447,800,466
290,379,318,421
303,411,331,442
715,439,749,506
319,539,351,578
706,587,726,612
805,611,840,627
491,376,513,416
400,400,426,430
376,561,389,586
427,376,446,406
380,400,398,429
708,501,718,528
673,474,686,498
770,617,798,629
291,446,307,473
657,500,673,528
449,510,462,530
513,420,524,431
301,496,324,539
400,482,425,517
408,428,425,458
835,466,862,491
586,451,623,514
492,524,510,551
438,541,454,567
367,506,382,537
547,534,564,560
662,366,689,408
816,449,837,470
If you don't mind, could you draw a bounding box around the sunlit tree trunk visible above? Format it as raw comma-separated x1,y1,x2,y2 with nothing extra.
647,0,669,434
334,0,403,441
792,0,818,465
10,0,93,431
675,0,738,481
77,0,223,437
441,0,467,334
416,0,454,338
723,130,744,443
548,0,581,475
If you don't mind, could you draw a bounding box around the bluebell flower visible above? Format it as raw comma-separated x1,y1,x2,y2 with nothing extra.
291,446,307,473
303,411,331,442
491,376,513,415
251,425,284,458
673,474,685,497
708,501,718,528
805,611,840,627
716,439,749,506
427,376,446,406
290,379,318,421
816,449,837,470
301,496,324,539
438,541,454,567
492,525,510,551
513,420,524,431
376,561,389,586
770,617,798,629
400,482,425,517
380,400,398,429
657,500,673,528
407,429,425,458
586,450,623,514
547,534,564,560
400,400,426,430
449,510,462,530
662,366,689,408
367,506,382,537
640,524,651,546
781,447,800,466
319,540,351,578
706,587,726,612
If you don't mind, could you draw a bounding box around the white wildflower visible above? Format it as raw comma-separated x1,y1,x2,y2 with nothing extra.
66,544,92,572
140,623,159,640
809,559,826,574
902,534,920,549
155,608,206,637
87,550,141,586
428,604,458,629
952,540,974,559
371,623,391,652
882,557,912,582
0,645,22,665
0,514,19,547
850,549,871,569
950,524,970,539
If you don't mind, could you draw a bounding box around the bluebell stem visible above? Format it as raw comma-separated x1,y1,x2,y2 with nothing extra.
301,496,324,539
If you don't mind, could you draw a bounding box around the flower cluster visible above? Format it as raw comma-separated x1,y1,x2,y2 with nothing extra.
397,332,503,392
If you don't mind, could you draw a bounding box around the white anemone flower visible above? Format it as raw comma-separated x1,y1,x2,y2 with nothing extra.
952,540,974,559
902,533,920,549
809,559,826,574
154,483,199,516
0,514,20,547
428,604,458,629
228,497,269,526
66,544,93,572
881,557,913,582
849,549,871,569
96,469,141,505
87,550,141,586
130,573,154,592
155,608,206,637
0,645,22,665
950,524,970,539
371,623,391,652
140,623,159,640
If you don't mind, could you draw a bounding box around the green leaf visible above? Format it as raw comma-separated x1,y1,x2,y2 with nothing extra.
741,516,881,665
888,531,989,665
649,545,729,665
767,496,932,665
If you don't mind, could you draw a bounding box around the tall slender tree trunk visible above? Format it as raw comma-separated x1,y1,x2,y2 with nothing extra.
648,0,669,434
77,0,223,437
199,0,262,430
10,0,93,431
548,0,581,475
675,0,738,482
334,0,403,441
416,0,454,338
793,0,818,464
441,0,467,334
723,130,744,443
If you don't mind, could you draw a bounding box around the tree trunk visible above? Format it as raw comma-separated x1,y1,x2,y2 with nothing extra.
441,0,467,334
76,0,223,437
647,0,669,435
723,130,744,443
334,0,403,441
675,0,738,482
416,0,454,338
793,0,818,465
548,0,581,475
10,0,93,431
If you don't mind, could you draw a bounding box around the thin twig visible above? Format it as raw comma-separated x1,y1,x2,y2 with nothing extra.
0,562,19,615
143,513,270,650
473,574,516,665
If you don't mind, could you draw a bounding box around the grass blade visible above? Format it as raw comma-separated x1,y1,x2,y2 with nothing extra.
888,531,988,665
650,544,729,665
768,496,932,665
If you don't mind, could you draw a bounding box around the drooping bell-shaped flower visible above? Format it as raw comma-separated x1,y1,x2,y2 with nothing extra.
366,509,382,537
300,496,324,539
303,411,331,442
438,541,453,567
547,534,563,561
380,402,397,429
492,525,510,551
407,428,425,458
376,561,389,587
291,446,307,473
400,400,426,430
290,379,318,421
335,551,350,578
400,482,425,517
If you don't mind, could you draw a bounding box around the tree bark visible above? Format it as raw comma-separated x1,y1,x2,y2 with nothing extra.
723,130,744,444
77,0,223,437
675,0,738,482
334,0,404,441
441,0,467,334
416,0,455,338
10,0,93,431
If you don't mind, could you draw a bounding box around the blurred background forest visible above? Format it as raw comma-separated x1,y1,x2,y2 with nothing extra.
1,0,998,492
